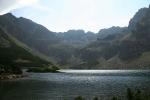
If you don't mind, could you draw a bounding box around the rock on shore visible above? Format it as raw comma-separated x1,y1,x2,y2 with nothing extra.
0,74,22,80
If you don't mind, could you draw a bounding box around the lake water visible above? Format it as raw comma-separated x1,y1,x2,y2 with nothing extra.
0,70,150,100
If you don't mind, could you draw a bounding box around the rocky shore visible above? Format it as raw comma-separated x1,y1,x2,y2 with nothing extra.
0,74,22,80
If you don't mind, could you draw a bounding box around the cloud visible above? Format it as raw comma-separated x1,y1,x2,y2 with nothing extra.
0,0,38,15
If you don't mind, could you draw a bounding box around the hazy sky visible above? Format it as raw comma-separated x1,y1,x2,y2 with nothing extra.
0,0,150,32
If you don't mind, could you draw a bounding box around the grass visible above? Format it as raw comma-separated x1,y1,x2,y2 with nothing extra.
74,88,150,100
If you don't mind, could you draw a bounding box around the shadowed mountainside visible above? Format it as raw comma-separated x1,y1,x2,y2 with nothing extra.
0,5,150,69
75,6,150,69
0,26,52,69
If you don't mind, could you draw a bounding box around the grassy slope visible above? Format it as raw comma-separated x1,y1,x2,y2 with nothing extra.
96,52,150,69
0,28,52,67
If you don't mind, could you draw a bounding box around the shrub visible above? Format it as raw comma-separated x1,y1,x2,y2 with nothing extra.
74,96,85,100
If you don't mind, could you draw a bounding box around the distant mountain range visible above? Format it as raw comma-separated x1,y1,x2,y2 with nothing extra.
0,5,150,69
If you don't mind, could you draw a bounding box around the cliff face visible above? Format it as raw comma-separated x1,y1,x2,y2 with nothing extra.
74,6,150,69
57,30,96,48
128,8,149,31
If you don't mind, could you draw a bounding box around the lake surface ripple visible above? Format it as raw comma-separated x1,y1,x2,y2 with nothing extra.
0,70,150,100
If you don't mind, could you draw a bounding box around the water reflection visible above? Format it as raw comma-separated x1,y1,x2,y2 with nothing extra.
0,70,150,100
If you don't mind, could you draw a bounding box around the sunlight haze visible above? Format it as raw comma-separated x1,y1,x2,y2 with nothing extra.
0,0,150,32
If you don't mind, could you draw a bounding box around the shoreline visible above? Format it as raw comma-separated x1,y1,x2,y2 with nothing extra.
0,74,23,80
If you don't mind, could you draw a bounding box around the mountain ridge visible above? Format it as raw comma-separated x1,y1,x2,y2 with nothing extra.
0,5,150,69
